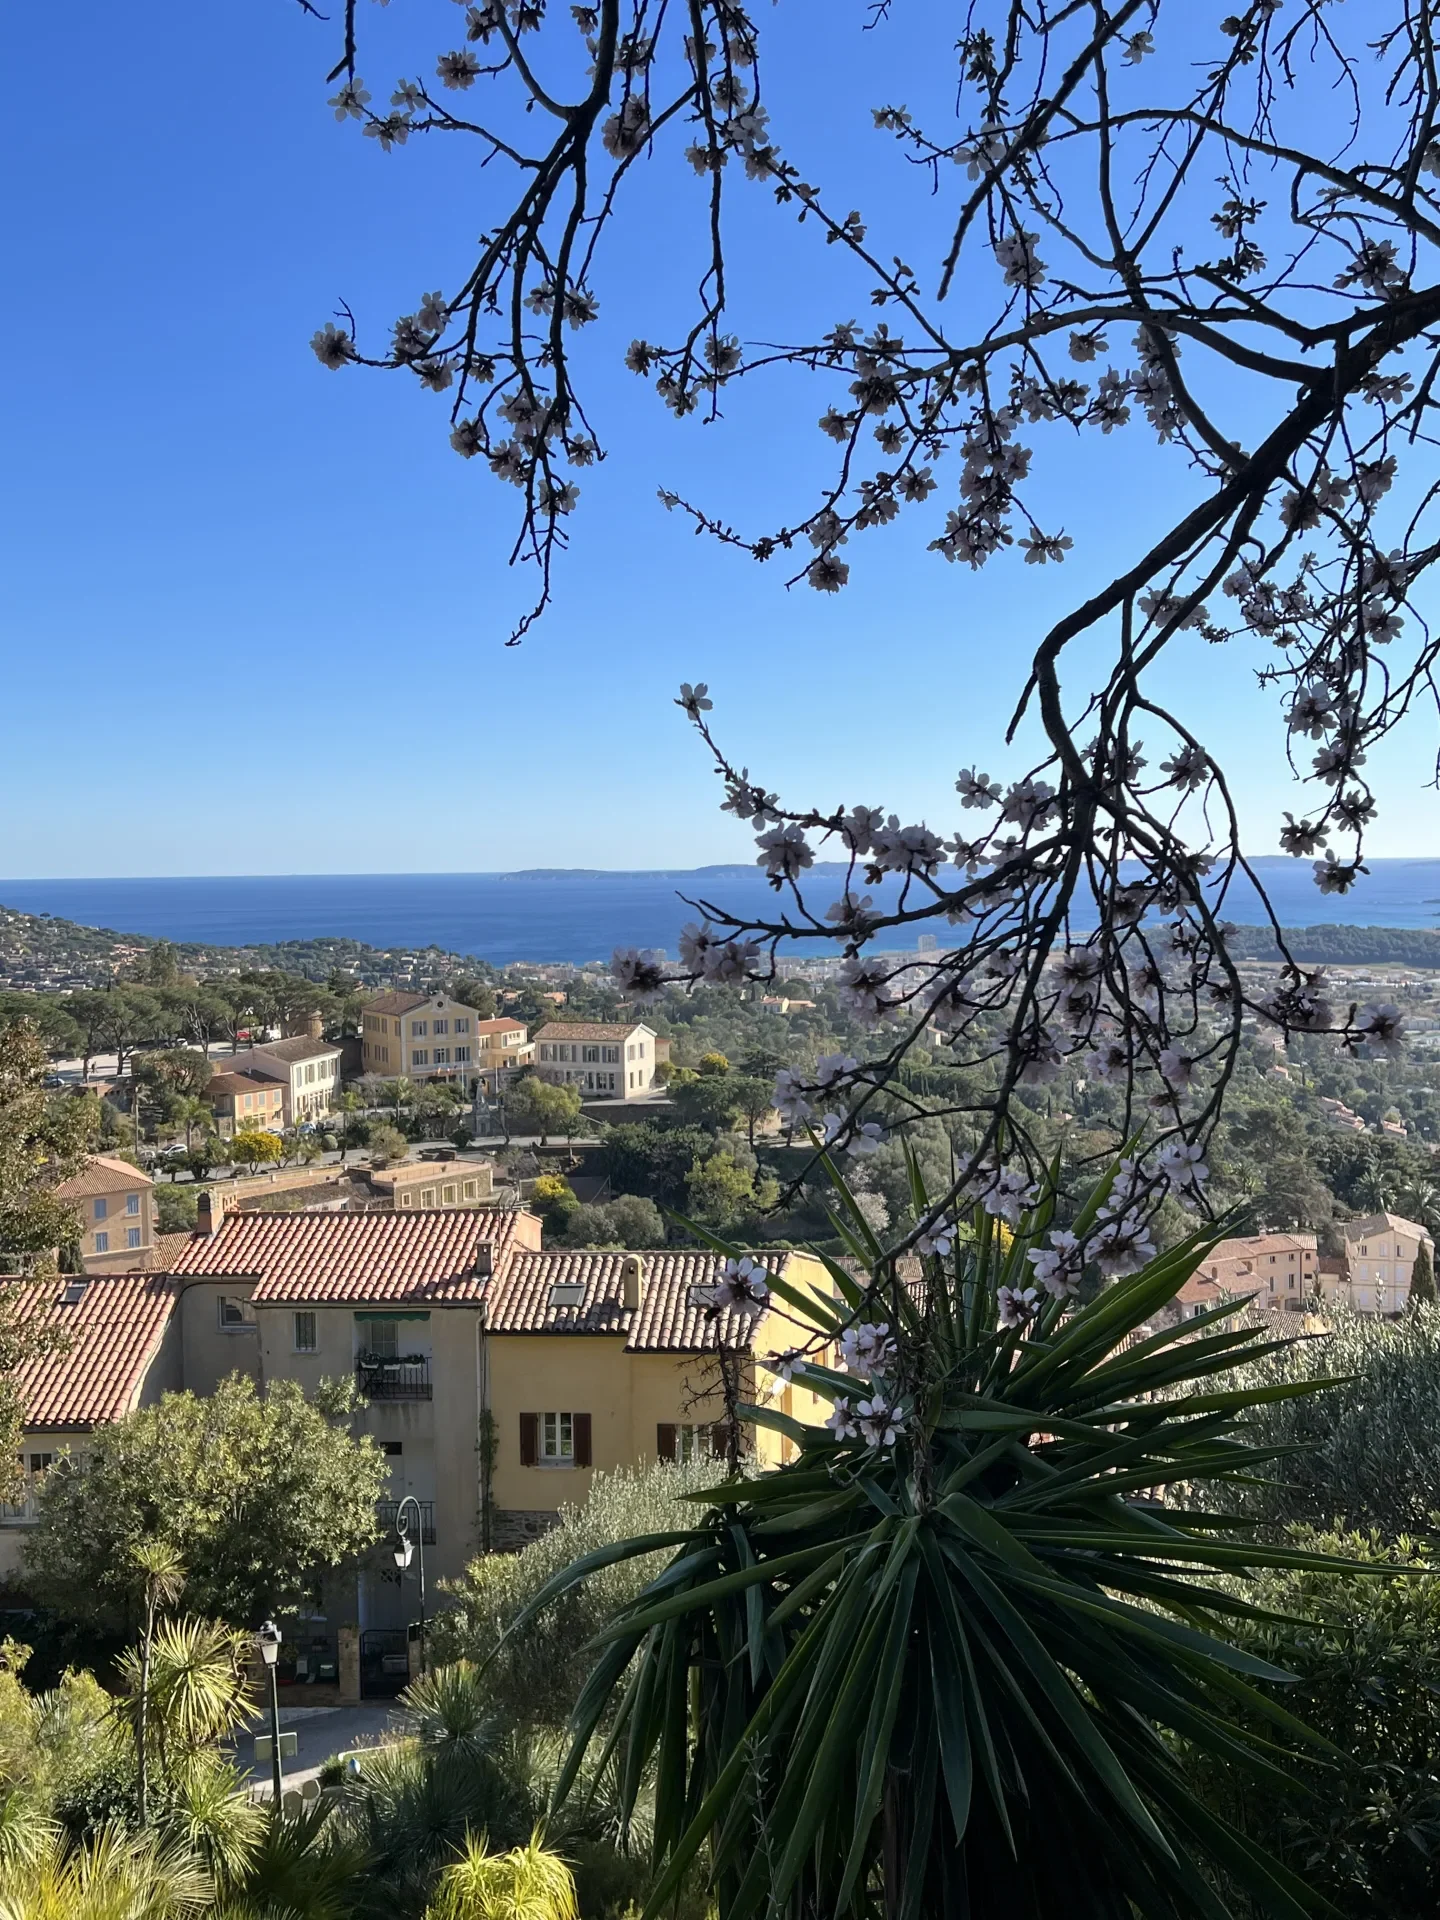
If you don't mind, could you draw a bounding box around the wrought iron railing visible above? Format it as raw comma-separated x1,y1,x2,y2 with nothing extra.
355,1354,432,1400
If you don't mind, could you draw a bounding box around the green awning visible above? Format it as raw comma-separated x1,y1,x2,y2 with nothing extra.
353,1310,431,1322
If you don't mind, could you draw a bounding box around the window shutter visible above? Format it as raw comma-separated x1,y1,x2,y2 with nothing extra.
519,1412,538,1467
573,1413,593,1468
656,1423,678,1463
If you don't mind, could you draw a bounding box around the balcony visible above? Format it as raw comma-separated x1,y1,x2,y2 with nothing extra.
375,1499,436,1544
355,1354,432,1401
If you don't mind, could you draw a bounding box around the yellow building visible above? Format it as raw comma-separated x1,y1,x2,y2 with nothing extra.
206,1070,286,1138
52,1154,157,1273
361,991,500,1087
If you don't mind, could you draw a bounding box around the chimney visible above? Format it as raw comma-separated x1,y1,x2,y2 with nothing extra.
306,1009,325,1040
474,1242,493,1280
197,1189,229,1237
621,1253,644,1312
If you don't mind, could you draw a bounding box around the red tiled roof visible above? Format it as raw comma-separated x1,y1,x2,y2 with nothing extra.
485,1249,794,1352
245,1037,339,1064
473,1018,528,1036
364,991,432,1017
169,1207,537,1304
207,1072,283,1098
53,1155,153,1198
533,1022,654,1043
145,1233,193,1273
4,1273,178,1430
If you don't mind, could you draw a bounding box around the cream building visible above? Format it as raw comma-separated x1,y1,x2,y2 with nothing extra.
206,1071,286,1139
361,992,499,1088
471,1018,534,1089
1327,1213,1435,1315
533,1021,659,1099
224,1036,341,1124
1173,1232,1318,1320
53,1155,157,1273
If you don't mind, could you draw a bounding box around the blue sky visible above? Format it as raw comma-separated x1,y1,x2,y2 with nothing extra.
3,0,1439,880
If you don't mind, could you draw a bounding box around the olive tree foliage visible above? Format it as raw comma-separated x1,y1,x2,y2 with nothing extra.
304,2,1440,1253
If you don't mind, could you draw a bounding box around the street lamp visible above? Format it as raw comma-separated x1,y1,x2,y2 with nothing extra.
391,1495,427,1678
256,1619,284,1804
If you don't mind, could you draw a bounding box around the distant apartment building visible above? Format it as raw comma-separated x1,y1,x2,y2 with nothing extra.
1325,1213,1434,1315
223,1036,342,1124
206,1071,286,1138
368,1161,496,1211
361,992,507,1088
1172,1232,1318,1320
533,1022,659,1098
53,1155,157,1274
471,1018,534,1089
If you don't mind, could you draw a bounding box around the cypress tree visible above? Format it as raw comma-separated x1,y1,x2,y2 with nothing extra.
1408,1238,1437,1311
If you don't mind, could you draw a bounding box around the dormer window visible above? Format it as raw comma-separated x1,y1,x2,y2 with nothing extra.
548,1283,586,1308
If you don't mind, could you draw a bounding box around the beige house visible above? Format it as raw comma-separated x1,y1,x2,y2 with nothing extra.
1173,1232,1318,1320
533,1022,659,1099
224,1036,341,1124
0,1271,183,1580
53,1155,157,1273
206,1071,286,1138
471,1018,534,1089
1327,1213,1435,1315
369,1161,496,1211
361,992,496,1088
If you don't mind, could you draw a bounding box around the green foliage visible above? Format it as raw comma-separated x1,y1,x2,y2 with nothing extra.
694,1053,730,1078
560,1196,666,1250
1192,1528,1440,1919
599,1126,713,1209
132,1053,213,1106
28,1376,385,1630
504,1080,583,1144
449,977,499,1020
1213,1308,1440,1540
667,1076,745,1134
154,1188,201,1235
425,1832,578,1920
429,1463,716,1732
529,1176,579,1231
532,1162,1356,1920
0,1021,97,1268
1408,1239,1436,1310
366,1124,409,1168
682,1152,777,1232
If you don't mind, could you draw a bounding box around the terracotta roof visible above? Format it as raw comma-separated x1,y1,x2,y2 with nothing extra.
169,1207,539,1304
246,1036,340,1063
485,1249,794,1352
534,1022,654,1043
4,1272,178,1430
144,1233,193,1273
364,991,432,1017
1341,1211,1433,1243
206,1072,284,1098
53,1155,153,1199
473,1018,528,1036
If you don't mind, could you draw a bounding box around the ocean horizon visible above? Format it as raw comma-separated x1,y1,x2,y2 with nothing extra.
3,861,1440,967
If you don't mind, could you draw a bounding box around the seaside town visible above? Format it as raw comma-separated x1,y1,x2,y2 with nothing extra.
11,3,1440,1916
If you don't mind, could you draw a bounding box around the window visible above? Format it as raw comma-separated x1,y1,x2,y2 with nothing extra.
93,1198,107,1221
463,1179,478,1199
433,1047,451,1066
126,1193,140,1216
399,1191,414,1208
305,1064,316,1083
420,1187,436,1205
583,1045,600,1064
676,1423,712,1463
412,1049,429,1067
433,1018,448,1035
218,1295,254,1329
442,1184,457,1203
126,1227,141,1249
603,1046,619,1063
411,1020,428,1038
94,1231,108,1253
294,1311,317,1352
455,1017,469,1033
362,1319,400,1360
542,1412,574,1461
454,1046,470,1063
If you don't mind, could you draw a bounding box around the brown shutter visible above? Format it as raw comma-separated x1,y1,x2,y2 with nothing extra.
519,1412,538,1467
656,1423,678,1463
573,1412,592,1468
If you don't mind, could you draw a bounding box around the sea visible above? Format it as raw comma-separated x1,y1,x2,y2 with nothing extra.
3,860,1440,967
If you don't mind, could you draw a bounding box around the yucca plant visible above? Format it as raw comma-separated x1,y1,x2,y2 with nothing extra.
519,1156,1367,1920
0,1821,212,1920
424,1831,578,1920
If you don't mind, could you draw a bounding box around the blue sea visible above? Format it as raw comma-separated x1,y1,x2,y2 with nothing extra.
2,860,1440,966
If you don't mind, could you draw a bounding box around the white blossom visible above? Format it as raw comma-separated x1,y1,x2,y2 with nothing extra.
997,1284,1041,1329
1354,1002,1404,1053
771,1069,813,1125
826,1398,859,1440
329,79,371,121
1157,1048,1195,1090
311,323,355,370
763,1348,805,1382
1091,1211,1156,1278
849,1118,887,1157
838,958,895,1023
856,1393,902,1448
1158,1138,1209,1192
610,946,667,1000
677,681,712,719
869,816,947,875
755,824,814,882
1027,1230,1082,1299
813,1053,859,1090
916,1216,957,1257
993,228,1046,290
700,1255,771,1318
1159,743,1211,791
955,768,1002,810
839,1320,896,1375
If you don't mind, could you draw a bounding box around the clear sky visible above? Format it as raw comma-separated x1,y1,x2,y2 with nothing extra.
3,1,1439,879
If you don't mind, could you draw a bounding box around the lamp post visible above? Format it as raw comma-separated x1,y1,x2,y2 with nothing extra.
256,1619,284,1804
392,1495,427,1678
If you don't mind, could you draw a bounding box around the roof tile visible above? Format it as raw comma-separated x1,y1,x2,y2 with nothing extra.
4,1272,178,1429
485,1249,792,1352
53,1155,153,1199
533,1022,654,1043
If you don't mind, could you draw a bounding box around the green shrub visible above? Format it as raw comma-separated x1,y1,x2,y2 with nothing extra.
430,1462,716,1730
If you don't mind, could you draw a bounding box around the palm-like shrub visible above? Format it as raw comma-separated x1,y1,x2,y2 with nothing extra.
424,1832,577,1920
524,1161,1357,1920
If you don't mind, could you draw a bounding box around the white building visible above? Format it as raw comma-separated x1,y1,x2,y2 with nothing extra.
224,1036,342,1125
533,1022,659,1099
1326,1212,1435,1316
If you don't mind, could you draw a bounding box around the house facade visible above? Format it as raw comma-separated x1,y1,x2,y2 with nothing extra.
533,1022,659,1099
53,1155,157,1273
1172,1232,1319,1320
1327,1212,1435,1315
470,1018,535,1090
206,1070,286,1138
361,992,495,1088
224,1037,342,1124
